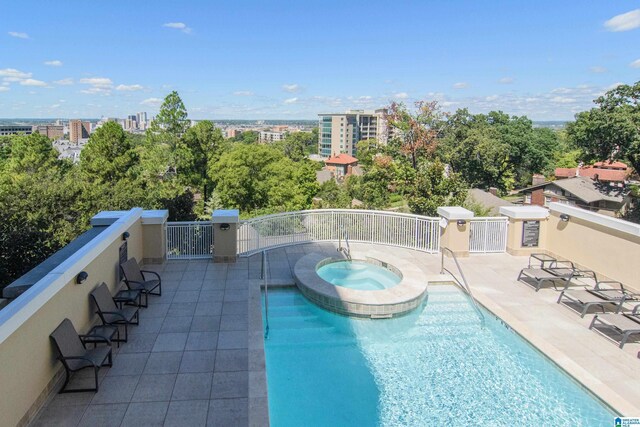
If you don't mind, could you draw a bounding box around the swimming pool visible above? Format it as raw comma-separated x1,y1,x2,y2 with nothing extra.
316,260,401,290
262,285,614,426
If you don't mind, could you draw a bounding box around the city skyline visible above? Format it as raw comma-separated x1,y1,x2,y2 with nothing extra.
1,1,639,120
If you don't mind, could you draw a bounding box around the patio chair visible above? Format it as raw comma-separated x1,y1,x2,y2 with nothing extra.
90,283,139,342
120,257,161,307
557,288,627,317
50,318,113,393
589,306,640,348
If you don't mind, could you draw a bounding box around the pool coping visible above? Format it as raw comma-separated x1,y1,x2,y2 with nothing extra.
466,281,637,416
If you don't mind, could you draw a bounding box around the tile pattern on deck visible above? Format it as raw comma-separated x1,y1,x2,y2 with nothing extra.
33,259,255,427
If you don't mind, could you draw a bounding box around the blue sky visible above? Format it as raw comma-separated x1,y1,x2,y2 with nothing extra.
1,0,639,120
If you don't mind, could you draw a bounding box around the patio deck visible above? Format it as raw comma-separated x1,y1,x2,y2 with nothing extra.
33,242,640,426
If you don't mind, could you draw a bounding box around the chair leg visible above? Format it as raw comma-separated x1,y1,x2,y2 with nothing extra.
94,367,99,393
58,368,71,393
620,331,632,348
588,315,598,330
557,291,565,304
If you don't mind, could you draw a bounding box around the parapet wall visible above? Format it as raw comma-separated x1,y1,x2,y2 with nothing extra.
0,208,155,427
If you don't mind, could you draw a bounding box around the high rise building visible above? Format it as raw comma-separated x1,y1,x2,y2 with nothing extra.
137,112,147,130
317,109,388,157
69,120,91,143
33,125,64,140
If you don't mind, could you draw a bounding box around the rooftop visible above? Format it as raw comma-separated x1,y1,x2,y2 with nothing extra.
324,153,358,165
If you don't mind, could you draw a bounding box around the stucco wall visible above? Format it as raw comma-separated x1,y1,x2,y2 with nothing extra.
0,215,143,427
546,210,640,289
505,217,548,256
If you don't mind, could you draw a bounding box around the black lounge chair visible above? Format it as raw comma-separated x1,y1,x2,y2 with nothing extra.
120,257,161,307
91,283,139,342
50,318,113,393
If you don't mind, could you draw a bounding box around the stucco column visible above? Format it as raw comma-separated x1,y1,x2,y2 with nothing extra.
142,210,169,264
437,207,474,257
212,209,239,263
499,206,549,256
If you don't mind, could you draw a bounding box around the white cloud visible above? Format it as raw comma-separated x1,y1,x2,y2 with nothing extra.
551,87,572,94
589,66,607,73
20,78,47,87
604,9,640,32
54,78,74,85
140,97,163,107
629,59,640,68
116,84,144,91
498,77,514,84
606,82,624,91
233,90,254,96
485,95,499,101
283,97,298,104
282,84,301,93
44,60,62,67
393,92,409,99
8,31,29,39
0,86,9,92
81,87,111,95
0,68,32,79
453,82,468,89
50,104,61,109
163,22,192,34
79,77,112,87
551,96,576,104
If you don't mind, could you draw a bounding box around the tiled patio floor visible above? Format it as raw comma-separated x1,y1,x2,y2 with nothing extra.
33,242,640,425
33,258,259,427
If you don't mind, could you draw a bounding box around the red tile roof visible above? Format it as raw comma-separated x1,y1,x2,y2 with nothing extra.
325,153,358,165
593,161,627,169
554,166,629,182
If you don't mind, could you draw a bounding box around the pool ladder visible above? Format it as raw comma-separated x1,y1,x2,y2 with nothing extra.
338,227,352,261
261,250,270,339
440,247,486,328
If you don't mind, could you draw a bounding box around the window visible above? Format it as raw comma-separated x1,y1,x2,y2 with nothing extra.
524,193,531,204
544,196,551,207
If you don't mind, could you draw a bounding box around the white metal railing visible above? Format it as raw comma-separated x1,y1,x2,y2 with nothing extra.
166,221,214,259
469,217,508,253
440,247,485,327
237,209,440,256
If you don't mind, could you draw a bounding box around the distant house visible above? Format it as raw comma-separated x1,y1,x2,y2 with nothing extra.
465,188,514,215
324,154,359,179
519,176,627,216
554,161,630,185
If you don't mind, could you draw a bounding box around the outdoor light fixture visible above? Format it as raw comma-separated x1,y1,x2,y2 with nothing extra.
122,231,130,241
457,220,467,226
560,214,570,222
76,271,89,284
220,223,230,231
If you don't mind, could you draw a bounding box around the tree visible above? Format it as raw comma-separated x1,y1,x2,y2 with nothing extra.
152,91,189,137
387,101,446,169
567,81,640,174
81,121,138,183
407,160,467,216
176,120,224,200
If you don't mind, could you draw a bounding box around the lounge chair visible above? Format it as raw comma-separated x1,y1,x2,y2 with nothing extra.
50,318,113,393
90,283,139,342
120,257,161,307
589,307,640,348
517,266,576,292
557,280,636,317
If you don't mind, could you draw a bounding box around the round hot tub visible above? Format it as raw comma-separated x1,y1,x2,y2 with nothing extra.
316,260,401,291
293,254,428,319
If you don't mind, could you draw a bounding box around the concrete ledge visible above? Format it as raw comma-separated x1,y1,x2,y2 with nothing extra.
549,202,640,237
294,253,428,318
500,205,549,219
437,206,474,220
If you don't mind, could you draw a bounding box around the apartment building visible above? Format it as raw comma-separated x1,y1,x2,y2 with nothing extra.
317,109,387,158
0,125,33,136
69,120,91,143
33,125,64,140
259,130,287,143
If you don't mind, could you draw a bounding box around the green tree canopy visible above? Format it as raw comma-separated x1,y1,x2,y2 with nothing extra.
567,81,640,174
81,121,138,183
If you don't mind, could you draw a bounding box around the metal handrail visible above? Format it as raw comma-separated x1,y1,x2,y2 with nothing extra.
261,250,270,339
440,247,485,327
338,226,352,261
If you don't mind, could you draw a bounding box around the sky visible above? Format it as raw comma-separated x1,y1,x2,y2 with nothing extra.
0,0,639,120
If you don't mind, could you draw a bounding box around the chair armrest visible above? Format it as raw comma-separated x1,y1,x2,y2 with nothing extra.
141,270,161,281
79,333,112,345
98,311,127,321
60,355,102,367
595,280,624,291
632,304,640,315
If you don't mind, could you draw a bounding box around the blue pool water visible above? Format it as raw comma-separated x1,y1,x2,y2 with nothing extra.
263,286,614,426
316,260,401,290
